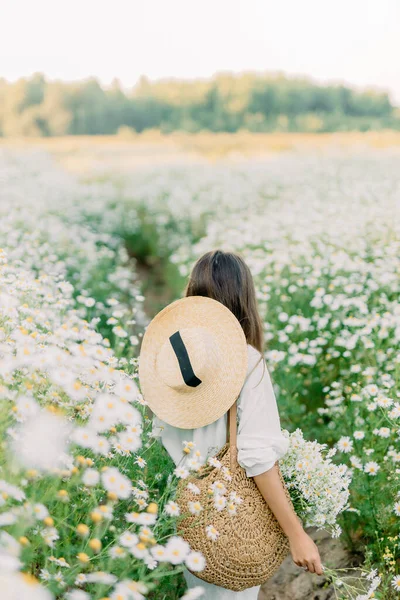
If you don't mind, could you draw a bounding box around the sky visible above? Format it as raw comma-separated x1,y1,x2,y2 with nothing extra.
2,0,400,103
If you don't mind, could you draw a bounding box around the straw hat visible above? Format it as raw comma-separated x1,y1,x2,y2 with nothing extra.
138,296,248,429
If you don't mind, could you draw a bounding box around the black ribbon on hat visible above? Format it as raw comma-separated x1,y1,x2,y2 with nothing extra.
169,331,202,388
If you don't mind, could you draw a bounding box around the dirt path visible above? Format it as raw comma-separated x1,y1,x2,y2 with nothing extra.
259,528,355,599
135,261,174,318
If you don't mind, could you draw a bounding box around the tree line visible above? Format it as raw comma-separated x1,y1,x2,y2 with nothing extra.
0,72,398,136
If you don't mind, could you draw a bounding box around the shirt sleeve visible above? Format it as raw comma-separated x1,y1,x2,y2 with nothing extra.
236,347,289,477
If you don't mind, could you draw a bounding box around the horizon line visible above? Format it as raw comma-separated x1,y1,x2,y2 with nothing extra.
1,68,395,100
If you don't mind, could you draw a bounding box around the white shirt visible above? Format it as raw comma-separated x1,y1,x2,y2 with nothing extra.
152,343,289,477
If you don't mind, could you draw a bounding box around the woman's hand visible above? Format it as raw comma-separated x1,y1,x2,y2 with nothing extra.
288,530,323,575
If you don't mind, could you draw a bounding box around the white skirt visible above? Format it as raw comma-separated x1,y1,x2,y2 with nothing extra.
184,569,261,599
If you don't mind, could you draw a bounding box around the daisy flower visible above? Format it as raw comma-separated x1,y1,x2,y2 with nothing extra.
135,456,147,469
391,575,400,591
187,482,201,495
207,457,222,469
165,536,190,565
174,466,190,479
210,481,227,496
109,545,127,559
336,436,353,453
82,468,100,487
186,458,202,471
389,403,400,419
364,384,379,397
144,554,158,570
206,525,219,541
164,501,181,517
125,511,157,526
39,569,51,581
229,491,243,505
130,542,149,560
86,572,117,585
227,501,238,516
32,503,49,520
119,531,139,548
213,496,227,511
101,467,132,499
377,396,393,408
221,466,232,481
53,571,66,586
376,427,390,438
185,551,206,572
364,462,380,476
151,545,168,562
188,501,203,516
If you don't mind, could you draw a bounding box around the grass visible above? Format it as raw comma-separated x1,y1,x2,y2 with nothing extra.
1,130,400,173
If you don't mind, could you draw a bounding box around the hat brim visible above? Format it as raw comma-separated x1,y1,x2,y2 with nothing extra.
138,296,248,429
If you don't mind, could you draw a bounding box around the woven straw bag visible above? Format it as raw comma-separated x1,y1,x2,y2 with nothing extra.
175,399,293,591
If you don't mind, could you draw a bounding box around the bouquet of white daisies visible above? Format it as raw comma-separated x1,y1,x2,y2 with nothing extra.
279,428,351,537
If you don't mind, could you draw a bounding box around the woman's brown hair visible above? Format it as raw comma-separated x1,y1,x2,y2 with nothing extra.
184,249,265,370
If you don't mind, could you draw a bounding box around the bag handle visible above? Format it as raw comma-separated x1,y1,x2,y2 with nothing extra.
226,354,262,471
227,399,238,471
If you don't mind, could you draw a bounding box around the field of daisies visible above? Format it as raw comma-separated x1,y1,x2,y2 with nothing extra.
0,145,399,599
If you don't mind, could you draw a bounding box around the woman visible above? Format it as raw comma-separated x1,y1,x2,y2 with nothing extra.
152,249,323,599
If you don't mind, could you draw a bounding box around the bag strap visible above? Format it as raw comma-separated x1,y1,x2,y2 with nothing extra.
226,353,262,471
228,399,238,471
